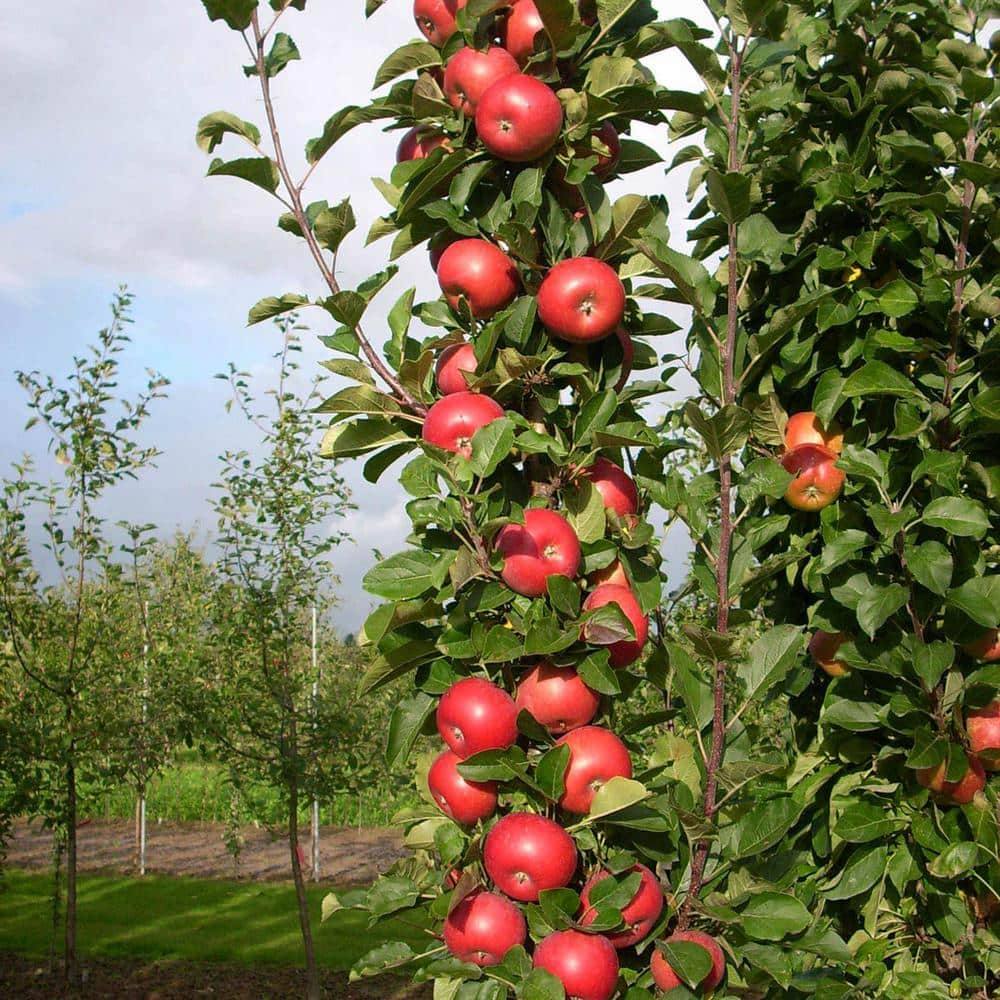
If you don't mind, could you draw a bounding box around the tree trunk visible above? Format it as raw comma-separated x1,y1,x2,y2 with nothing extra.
65,759,79,989
288,730,321,1000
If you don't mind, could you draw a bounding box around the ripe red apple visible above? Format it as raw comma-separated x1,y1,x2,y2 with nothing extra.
532,930,619,1000
422,392,505,457
537,258,627,344
396,127,450,163
808,630,850,678
583,458,638,517
589,560,628,589
428,749,498,825
483,812,578,901
781,443,844,512
651,930,726,992
475,73,564,162
436,238,520,319
555,725,632,814
414,0,467,47
503,0,549,69
496,508,581,598
443,46,519,116
579,864,664,949
784,410,844,455
436,342,478,395
581,584,648,668
443,890,527,967
964,628,1000,661
515,660,600,734
967,701,1000,771
917,754,987,805
437,677,519,759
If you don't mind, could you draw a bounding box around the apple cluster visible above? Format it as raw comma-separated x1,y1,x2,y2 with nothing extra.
779,411,845,513
386,2,728,996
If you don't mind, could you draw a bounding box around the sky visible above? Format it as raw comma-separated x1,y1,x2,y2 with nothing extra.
0,1,704,632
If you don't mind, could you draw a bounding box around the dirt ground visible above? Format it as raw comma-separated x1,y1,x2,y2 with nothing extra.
6,819,409,887
0,952,432,999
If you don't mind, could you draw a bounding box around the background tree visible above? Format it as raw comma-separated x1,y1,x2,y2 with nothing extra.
0,288,167,986
206,317,354,1000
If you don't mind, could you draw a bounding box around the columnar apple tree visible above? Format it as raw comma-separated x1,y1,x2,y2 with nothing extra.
197,0,999,997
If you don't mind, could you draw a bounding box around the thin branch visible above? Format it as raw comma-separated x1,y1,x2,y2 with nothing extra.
248,12,427,417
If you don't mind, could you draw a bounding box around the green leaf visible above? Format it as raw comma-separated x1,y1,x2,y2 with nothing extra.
841,361,925,402
856,583,908,639
364,551,446,600
706,169,752,223
247,293,309,326
520,968,567,1000
201,0,257,30
207,156,280,193
904,541,953,596
928,842,985,879
586,777,650,821
684,402,750,460
564,481,606,545
385,692,435,768
247,32,300,78
314,199,357,253
320,418,412,458
834,803,907,843
922,497,990,539
307,103,398,164
822,698,880,731
574,390,617,446
350,941,416,981
576,651,621,696
738,214,791,267
741,892,811,941
655,940,713,989
823,845,890,901
196,111,262,154
947,576,1000,628
468,418,514,479
373,41,441,89
632,234,717,315
866,279,919,318
739,625,802,702
913,642,953,690
536,744,571,801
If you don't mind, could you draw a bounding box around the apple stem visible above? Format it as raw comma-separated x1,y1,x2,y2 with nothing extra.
679,26,745,930
247,12,428,418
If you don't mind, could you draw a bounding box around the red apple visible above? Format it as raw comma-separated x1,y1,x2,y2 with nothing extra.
651,929,726,992
396,127,451,163
533,930,619,1000
437,677,519,759
422,392,505,457
579,864,664,949
515,660,600,734
582,584,648,668
436,342,479,395
443,46,520,116
784,410,844,455
537,257,627,344
428,749,498,824
414,0,467,47
444,890,527,967
483,812,578,901
582,458,638,517
503,0,550,69
967,700,1000,771
917,754,987,805
555,725,632,814
496,508,581,597
436,238,520,319
808,630,850,677
964,628,1000,661
781,443,844,512
475,73,564,162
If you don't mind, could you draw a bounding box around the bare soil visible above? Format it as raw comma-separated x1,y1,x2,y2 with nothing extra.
7,819,409,887
0,952,431,999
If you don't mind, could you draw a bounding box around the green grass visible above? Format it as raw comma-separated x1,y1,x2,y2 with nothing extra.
81,755,420,828
0,869,430,970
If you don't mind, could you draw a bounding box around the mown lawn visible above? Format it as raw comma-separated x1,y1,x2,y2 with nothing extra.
0,869,430,969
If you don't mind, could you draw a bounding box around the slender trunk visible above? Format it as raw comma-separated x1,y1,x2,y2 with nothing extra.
288,721,321,1000
65,757,79,989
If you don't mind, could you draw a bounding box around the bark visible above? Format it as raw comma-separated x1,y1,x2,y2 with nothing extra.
288,721,321,1000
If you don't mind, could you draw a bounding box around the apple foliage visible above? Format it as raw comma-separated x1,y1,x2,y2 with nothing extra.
196,0,999,997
